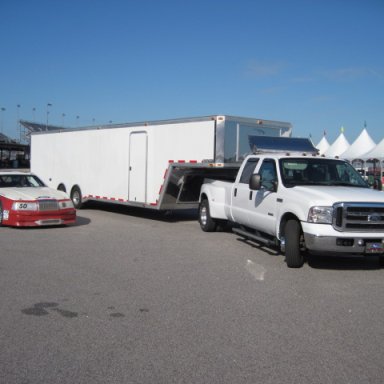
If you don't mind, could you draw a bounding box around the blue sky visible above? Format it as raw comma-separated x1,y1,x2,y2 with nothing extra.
1,0,383,145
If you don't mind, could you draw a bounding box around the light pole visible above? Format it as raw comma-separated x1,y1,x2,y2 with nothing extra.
62,113,66,126
0,107,6,134
32,107,36,122
17,104,21,142
46,103,52,130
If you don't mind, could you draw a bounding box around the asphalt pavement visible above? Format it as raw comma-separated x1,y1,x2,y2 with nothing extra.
1,204,384,384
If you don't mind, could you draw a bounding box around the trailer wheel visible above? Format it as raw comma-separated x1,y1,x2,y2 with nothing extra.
285,219,305,268
70,186,83,209
199,199,217,232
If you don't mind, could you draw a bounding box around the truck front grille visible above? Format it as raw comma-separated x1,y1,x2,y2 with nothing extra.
333,202,384,232
38,199,59,211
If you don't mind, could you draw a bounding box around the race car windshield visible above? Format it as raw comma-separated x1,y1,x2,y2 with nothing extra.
279,158,369,188
0,174,46,188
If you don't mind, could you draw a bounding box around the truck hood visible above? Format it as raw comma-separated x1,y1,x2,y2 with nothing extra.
291,186,384,206
0,187,69,201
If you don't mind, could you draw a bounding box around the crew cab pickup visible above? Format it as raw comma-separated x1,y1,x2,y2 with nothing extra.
198,151,384,268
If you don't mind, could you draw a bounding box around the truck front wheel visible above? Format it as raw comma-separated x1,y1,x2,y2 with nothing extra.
199,199,217,232
285,219,305,268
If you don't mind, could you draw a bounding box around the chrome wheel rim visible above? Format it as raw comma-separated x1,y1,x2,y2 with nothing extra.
200,206,207,226
72,191,80,206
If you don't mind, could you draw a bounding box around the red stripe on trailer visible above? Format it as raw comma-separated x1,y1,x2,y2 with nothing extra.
150,202,158,206
169,159,199,164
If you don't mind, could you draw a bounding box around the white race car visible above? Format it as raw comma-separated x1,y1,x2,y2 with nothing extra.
0,172,76,227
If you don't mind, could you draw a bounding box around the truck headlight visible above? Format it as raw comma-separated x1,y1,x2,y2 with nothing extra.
12,202,38,211
59,200,74,209
308,206,333,224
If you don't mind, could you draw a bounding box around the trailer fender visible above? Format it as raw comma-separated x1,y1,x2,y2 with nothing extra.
57,183,67,193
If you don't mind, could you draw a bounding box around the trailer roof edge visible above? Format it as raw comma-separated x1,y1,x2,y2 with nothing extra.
27,115,292,136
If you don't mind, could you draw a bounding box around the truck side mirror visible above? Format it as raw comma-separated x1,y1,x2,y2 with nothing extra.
249,174,261,190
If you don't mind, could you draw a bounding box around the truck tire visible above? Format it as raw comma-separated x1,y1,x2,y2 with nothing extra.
70,186,83,209
285,219,305,268
199,199,217,232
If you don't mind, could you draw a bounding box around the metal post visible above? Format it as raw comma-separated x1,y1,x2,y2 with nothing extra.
17,104,21,142
46,103,52,130
0,107,5,133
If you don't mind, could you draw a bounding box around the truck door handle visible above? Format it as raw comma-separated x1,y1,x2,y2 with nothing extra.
234,188,237,197
249,191,253,200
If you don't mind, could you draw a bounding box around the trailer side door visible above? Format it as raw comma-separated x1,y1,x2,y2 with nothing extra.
129,131,148,203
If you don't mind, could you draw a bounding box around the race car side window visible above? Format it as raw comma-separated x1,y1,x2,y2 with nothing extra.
0,175,12,187
26,175,45,187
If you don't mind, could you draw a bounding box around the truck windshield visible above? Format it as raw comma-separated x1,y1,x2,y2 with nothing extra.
279,158,369,188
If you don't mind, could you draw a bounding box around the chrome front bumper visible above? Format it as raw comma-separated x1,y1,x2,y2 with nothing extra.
304,233,384,255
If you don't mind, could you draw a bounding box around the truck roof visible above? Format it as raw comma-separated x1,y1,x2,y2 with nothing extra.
248,153,345,160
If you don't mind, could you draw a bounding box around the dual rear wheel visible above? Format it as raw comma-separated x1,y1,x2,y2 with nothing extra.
198,199,217,232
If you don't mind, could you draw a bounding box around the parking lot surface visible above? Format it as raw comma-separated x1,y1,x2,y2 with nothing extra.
1,204,384,384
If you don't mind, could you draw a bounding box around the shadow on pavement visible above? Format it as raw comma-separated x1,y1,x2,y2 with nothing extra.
82,201,198,223
307,253,383,270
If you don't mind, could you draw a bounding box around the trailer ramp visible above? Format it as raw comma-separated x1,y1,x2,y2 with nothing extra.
158,163,240,210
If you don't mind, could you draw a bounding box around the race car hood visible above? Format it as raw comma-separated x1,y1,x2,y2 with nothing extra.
0,187,69,201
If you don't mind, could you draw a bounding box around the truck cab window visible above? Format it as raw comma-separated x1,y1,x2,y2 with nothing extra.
259,160,277,190
239,158,259,184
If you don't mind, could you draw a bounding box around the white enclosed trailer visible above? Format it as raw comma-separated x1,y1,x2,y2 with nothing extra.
31,115,292,210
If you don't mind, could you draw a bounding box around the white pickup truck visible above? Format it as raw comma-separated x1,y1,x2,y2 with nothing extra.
198,147,384,268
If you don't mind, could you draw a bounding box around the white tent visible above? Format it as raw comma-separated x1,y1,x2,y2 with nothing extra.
340,128,376,161
324,132,350,157
361,137,384,161
316,136,330,155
